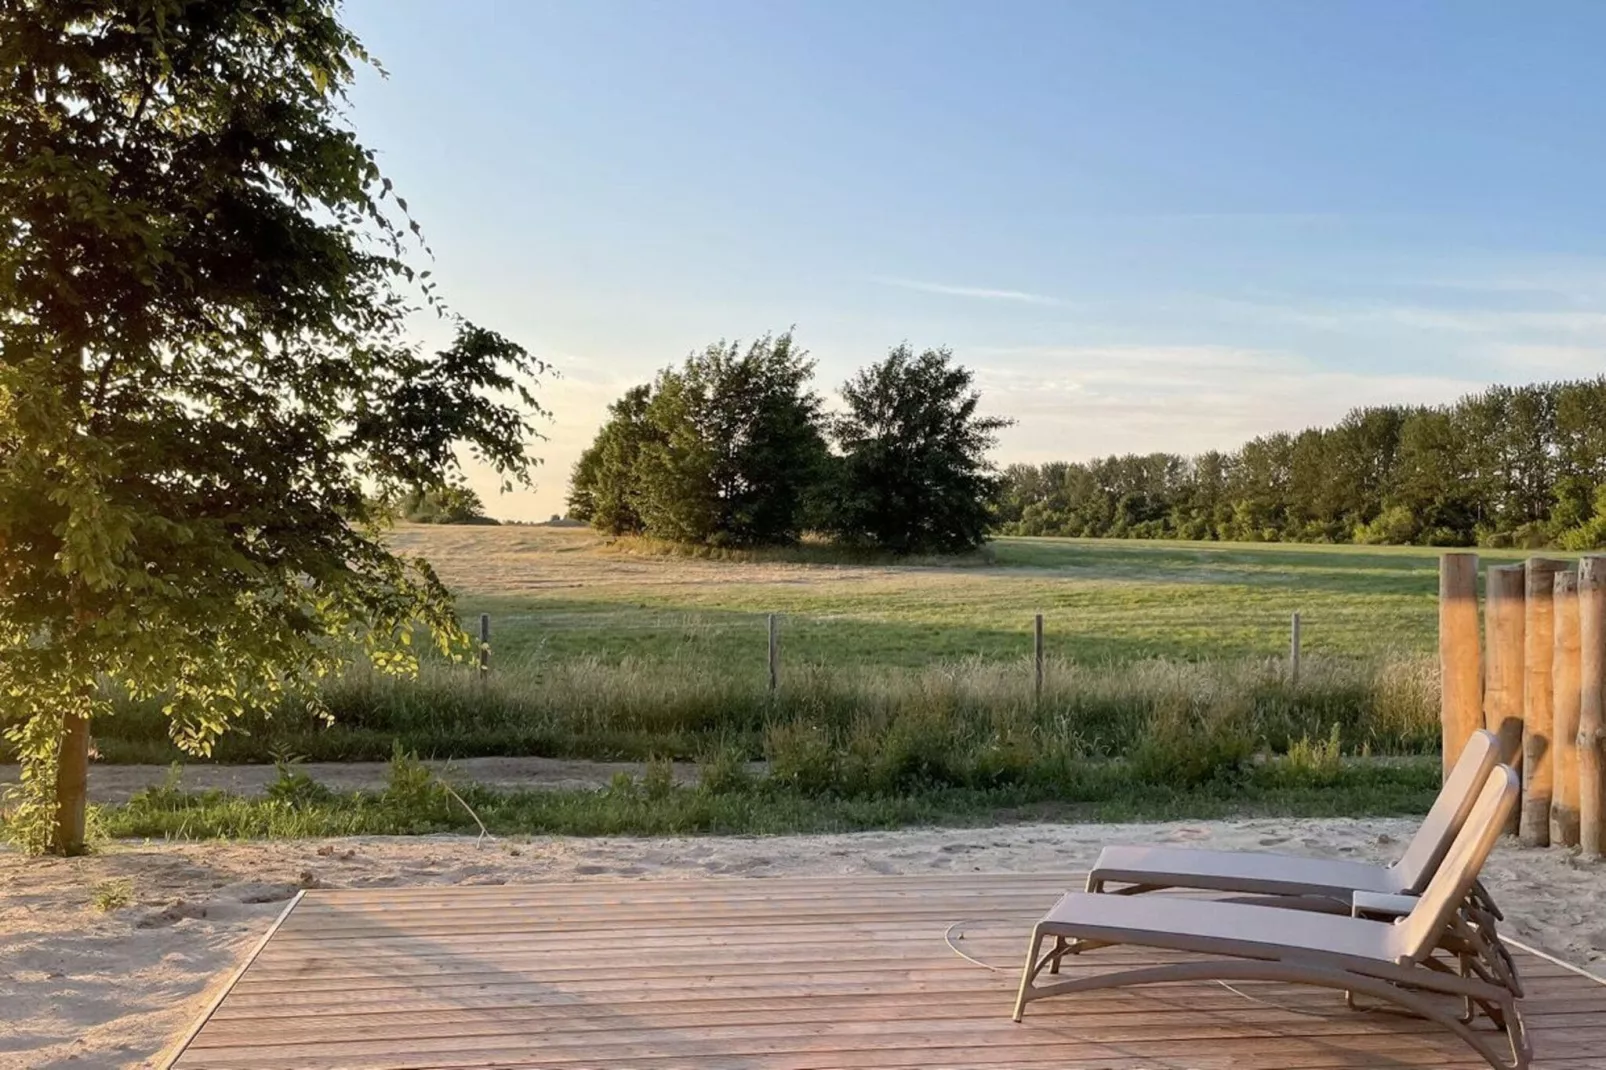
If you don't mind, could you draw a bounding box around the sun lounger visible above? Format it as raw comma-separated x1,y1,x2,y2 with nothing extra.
1086,728,1501,906
1013,765,1527,1070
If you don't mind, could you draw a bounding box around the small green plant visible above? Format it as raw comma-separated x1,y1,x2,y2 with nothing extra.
696,744,753,795
266,752,335,807
641,757,675,801
91,879,133,912
1275,723,1345,787
381,743,452,822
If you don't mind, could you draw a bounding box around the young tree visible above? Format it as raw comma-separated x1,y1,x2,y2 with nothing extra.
0,3,547,853
827,345,1010,554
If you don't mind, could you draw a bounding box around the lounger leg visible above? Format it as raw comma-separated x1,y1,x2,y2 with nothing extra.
1015,957,1529,1070
1048,935,1067,974
1012,927,1048,1022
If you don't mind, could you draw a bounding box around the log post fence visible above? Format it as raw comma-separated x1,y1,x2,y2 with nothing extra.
1440,552,1606,849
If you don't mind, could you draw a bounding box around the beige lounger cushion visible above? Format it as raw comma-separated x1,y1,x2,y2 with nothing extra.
1037,889,1400,967
1089,846,1402,898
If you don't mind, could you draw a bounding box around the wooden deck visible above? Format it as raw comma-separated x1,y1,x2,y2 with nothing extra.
166,873,1606,1070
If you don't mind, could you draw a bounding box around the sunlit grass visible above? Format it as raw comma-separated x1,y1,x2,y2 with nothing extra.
97,751,1441,841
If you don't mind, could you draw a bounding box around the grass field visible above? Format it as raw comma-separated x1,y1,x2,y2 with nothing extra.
392,525,1511,668
73,526,1483,771
12,525,1488,838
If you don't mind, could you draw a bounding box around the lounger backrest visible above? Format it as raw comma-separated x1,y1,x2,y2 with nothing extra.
1389,729,1501,893
1392,765,1517,964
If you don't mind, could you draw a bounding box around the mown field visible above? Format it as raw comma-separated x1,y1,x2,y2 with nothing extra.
394,526,1503,667
79,526,1506,770
21,526,1511,838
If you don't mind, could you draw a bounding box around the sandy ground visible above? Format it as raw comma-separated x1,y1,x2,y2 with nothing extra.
0,757,730,805
3,819,1604,1070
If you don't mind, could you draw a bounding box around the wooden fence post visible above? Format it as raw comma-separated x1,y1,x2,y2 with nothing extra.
1034,614,1044,704
478,613,490,677
1522,557,1570,846
1484,563,1526,835
1289,611,1301,687
767,613,779,693
1552,570,1581,848
1580,556,1606,861
1439,553,1481,781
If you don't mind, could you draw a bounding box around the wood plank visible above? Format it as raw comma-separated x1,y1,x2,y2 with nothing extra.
168,873,1606,1070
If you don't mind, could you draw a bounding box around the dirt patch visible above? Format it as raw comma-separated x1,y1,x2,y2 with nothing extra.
0,756,739,805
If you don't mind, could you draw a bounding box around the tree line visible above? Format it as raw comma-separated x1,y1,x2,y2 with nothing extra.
996,378,1606,549
568,333,1010,554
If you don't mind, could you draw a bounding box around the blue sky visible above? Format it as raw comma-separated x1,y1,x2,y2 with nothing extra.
342,0,1606,521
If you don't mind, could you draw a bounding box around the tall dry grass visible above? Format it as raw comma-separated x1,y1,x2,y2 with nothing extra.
83,650,1440,778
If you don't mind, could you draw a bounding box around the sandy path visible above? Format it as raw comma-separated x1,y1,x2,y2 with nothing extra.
3,820,1603,1070
0,757,723,805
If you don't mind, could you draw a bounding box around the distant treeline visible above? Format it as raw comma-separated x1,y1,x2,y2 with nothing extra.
996,378,1606,549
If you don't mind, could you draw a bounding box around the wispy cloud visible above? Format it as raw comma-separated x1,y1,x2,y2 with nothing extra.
971,344,1487,464
869,276,1065,306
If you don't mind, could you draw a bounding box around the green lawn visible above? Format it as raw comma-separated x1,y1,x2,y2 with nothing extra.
64,529,1495,768
443,532,1521,672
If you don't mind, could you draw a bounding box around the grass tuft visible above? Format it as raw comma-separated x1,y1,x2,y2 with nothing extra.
91,879,133,912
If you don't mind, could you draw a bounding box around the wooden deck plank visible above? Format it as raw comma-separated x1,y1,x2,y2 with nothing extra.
168,873,1606,1070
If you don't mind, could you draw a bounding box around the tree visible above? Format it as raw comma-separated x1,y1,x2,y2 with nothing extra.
0,3,546,853
400,483,498,525
567,384,655,535
827,345,1010,554
572,334,830,547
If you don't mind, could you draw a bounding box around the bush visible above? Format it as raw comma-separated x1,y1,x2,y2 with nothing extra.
1126,693,1256,789
764,722,838,796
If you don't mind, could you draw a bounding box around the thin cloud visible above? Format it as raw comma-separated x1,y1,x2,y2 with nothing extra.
870,276,1065,306
973,343,1487,464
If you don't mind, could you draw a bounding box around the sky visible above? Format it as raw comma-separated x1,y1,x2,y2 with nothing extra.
341,0,1606,522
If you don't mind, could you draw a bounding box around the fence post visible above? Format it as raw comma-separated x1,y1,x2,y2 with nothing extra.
478,613,491,677
1439,552,1481,782
1289,611,1301,687
1580,556,1606,861
767,613,779,694
1034,614,1044,704
1552,570,1581,848
1484,563,1526,835
1522,557,1570,847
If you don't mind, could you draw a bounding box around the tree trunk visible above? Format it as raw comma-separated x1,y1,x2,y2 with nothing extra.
54,709,90,856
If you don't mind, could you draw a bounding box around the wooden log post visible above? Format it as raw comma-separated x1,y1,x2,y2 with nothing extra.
53,710,91,857
1289,611,1301,687
1033,613,1044,705
1552,570,1582,848
1483,563,1526,835
767,613,779,694
1438,552,1481,781
1521,557,1570,846
478,613,490,677
1580,556,1606,861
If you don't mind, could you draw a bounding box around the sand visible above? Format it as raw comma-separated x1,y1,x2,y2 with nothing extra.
4,819,1604,1070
